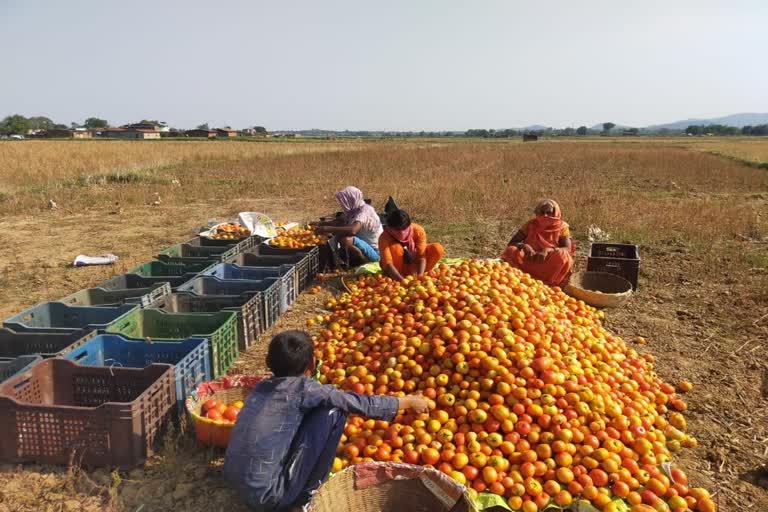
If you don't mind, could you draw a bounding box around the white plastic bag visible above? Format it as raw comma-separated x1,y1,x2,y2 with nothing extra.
237,212,278,239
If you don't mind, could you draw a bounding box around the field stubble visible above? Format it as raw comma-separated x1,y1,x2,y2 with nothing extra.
0,139,766,512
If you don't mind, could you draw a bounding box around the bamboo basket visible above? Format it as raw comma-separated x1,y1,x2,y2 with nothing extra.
309,463,473,512
185,375,265,447
566,271,633,308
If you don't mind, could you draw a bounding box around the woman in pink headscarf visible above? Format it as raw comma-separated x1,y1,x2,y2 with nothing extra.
314,186,383,266
501,199,575,287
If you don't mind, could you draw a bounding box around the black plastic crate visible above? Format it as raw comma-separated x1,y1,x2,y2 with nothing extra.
586,243,640,289
157,239,234,264
0,328,96,358
230,251,317,291
98,273,193,290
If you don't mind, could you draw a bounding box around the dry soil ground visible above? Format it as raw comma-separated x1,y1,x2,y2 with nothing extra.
0,138,766,512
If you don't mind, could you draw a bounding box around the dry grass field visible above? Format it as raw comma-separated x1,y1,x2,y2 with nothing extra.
0,138,766,512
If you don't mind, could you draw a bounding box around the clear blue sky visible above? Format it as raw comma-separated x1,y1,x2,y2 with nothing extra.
2,0,766,130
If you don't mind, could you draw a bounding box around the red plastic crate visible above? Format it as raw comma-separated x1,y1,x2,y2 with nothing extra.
0,358,175,468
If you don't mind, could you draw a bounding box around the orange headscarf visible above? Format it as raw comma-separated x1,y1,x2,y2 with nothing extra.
525,199,568,251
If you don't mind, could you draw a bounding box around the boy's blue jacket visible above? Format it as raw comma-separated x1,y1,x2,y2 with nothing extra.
223,375,399,511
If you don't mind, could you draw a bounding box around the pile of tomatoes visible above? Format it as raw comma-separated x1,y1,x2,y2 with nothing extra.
209,223,251,240
314,260,716,512
201,397,243,424
269,226,327,248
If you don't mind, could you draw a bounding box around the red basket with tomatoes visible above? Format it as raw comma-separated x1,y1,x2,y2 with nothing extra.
185,374,265,447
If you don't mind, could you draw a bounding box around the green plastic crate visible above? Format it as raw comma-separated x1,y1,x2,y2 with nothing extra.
106,309,238,378
129,260,214,277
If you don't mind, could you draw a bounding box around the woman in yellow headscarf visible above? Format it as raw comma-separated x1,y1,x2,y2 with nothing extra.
501,199,574,287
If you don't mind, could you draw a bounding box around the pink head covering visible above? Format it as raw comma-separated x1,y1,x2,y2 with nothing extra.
385,225,416,255
335,186,365,216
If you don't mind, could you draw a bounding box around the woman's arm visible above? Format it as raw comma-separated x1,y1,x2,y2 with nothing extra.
508,229,535,258
382,263,405,282
315,221,362,236
416,257,427,275
558,236,572,252
508,230,526,246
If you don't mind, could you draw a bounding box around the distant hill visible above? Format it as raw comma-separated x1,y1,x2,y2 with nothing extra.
648,113,768,130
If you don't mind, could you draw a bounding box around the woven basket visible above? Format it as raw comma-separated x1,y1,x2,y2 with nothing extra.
185,375,265,447
566,271,633,308
309,463,472,512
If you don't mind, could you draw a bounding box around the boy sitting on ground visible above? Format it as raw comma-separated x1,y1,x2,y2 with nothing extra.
223,330,429,512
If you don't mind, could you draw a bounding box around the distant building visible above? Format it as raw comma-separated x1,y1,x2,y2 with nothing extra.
72,130,93,139
522,134,538,142
215,128,238,138
35,128,93,139
100,128,161,139
38,128,74,138
240,128,268,137
185,129,216,138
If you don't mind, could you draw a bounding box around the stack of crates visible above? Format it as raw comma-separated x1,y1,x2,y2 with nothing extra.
0,226,324,468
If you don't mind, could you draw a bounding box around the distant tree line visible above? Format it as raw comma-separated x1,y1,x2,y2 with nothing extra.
684,124,740,136
0,114,69,134
741,125,768,136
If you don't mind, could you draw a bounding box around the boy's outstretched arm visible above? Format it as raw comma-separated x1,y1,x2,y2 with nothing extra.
302,380,428,421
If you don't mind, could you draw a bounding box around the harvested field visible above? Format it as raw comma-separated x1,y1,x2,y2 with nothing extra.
0,139,766,512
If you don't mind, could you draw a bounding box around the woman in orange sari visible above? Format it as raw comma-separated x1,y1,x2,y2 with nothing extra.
501,199,574,287
378,209,445,281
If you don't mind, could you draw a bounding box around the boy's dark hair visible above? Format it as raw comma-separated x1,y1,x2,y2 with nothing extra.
266,330,314,377
386,209,411,229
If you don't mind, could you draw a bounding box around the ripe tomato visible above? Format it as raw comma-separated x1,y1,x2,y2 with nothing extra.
202,399,219,412
206,409,222,420
222,406,240,422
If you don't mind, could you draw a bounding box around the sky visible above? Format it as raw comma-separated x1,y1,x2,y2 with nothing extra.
2,0,767,131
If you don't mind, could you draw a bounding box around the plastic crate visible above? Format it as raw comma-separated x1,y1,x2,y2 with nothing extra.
176,276,281,329
218,235,264,262
60,282,171,308
0,358,175,468
63,334,210,412
4,303,138,335
99,272,193,290
129,260,214,277
231,249,318,291
198,234,251,247
261,243,327,274
106,309,238,378
157,238,234,265
586,243,641,290
159,292,264,350
259,242,319,256
0,328,96,358
0,355,42,383
202,263,297,309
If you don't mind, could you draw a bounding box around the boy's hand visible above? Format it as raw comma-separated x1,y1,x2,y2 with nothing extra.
399,395,429,414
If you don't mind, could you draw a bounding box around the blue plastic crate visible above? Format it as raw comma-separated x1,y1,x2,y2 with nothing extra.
202,263,297,309
63,334,210,412
177,276,281,329
0,355,42,383
3,302,138,335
